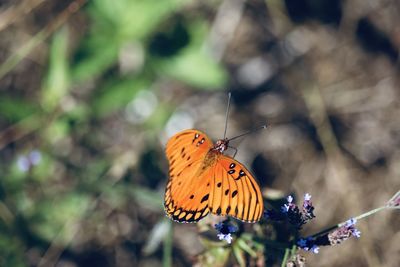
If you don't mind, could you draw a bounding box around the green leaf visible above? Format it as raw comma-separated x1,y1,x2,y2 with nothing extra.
92,78,149,117
0,231,26,267
90,0,187,40
155,21,227,89
0,95,39,122
72,0,188,81
71,38,119,81
143,218,171,255
196,240,230,267
129,185,163,212
42,118,70,143
41,27,70,111
30,193,90,244
232,243,246,267
236,238,257,257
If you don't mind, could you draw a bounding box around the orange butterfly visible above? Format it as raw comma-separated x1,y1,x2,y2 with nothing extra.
164,97,265,223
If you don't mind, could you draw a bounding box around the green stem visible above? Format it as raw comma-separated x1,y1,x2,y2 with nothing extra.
311,205,387,238
281,248,290,267
338,206,386,227
163,220,173,267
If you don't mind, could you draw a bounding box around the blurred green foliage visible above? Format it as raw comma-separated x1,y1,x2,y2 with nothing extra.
0,0,228,266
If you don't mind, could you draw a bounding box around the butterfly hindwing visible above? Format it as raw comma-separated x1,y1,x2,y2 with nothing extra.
164,130,214,222
209,155,264,223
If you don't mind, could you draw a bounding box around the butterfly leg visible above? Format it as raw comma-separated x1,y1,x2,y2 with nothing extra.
228,146,238,158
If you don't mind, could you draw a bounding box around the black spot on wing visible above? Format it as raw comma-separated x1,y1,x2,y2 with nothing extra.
246,194,253,222
234,170,246,180
245,173,261,208
192,133,200,144
232,190,238,198
196,138,205,147
200,194,209,203
216,207,221,215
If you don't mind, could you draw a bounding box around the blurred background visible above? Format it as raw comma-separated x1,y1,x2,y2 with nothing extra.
0,0,399,266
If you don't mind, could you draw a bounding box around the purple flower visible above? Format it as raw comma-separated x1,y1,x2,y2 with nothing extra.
386,190,400,209
343,218,361,238
297,237,320,254
296,216,362,254
281,195,296,213
297,238,308,247
17,150,42,172
310,245,319,254
328,218,361,245
345,218,356,227
17,157,30,172
281,205,290,213
29,150,42,165
217,233,233,244
352,229,361,238
214,221,238,244
287,254,306,266
265,193,316,229
302,193,315,222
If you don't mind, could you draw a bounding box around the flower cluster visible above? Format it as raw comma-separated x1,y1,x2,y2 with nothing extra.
296,218,361,253
386,190,400,209
265,194,315,230
328,218,361,245
296,237,320,254
286,254,306,267
302,193,315,221
214,221,238,244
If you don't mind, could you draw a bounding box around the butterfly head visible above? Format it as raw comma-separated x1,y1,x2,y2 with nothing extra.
213,139,229,153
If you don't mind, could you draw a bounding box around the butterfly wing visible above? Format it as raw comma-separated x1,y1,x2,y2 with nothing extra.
164,129,214,222
208,155,264,223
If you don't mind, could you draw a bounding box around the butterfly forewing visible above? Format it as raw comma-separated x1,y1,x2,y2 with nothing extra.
164,129,264,223
209,155,264,222
164,130,214,222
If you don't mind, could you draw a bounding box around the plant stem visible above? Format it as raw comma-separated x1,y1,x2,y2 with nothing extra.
338,206,386,227
281,248,290,267
0,0,86,81
163,220,173,267
311,205,387,238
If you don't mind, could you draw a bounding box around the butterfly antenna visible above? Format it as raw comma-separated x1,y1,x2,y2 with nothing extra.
228,124,268,141
223,92,232,139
